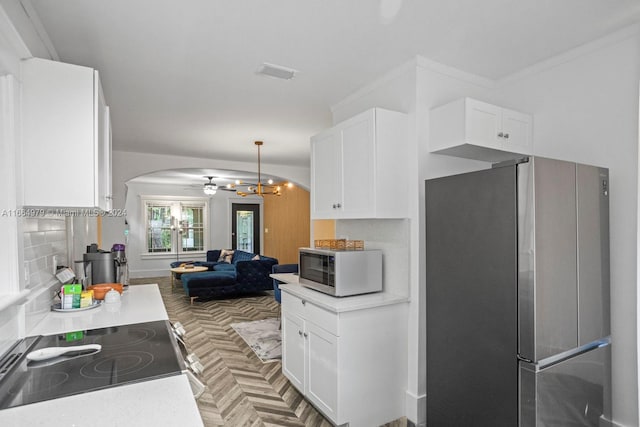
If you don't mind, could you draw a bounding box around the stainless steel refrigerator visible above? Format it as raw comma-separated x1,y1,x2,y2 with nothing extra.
425,156,611,426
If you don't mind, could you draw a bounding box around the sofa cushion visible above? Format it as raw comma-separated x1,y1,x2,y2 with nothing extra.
182,271,237,292
232,250,257,263
214,263,236,272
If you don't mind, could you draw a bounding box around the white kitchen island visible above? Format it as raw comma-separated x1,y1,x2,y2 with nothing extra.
273,273,409,427
0,284,204,427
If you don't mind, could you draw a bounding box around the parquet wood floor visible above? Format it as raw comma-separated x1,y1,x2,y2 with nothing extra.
130,277,408,427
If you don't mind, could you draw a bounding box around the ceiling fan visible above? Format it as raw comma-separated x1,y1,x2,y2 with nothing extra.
202,176,218,195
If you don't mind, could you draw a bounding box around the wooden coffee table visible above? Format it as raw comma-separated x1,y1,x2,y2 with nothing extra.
170,266,208,288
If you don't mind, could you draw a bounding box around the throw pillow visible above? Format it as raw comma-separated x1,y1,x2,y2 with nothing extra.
232,250,257,263
218,249,234,263
251,254,260,261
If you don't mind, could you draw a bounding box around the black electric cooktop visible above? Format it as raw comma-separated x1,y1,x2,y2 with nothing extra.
0,320,185,410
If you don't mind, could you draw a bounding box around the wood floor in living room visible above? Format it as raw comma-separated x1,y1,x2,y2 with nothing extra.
130,277,408,427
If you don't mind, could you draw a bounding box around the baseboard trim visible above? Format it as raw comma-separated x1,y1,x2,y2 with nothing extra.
129,269,170,279
405,390,426,427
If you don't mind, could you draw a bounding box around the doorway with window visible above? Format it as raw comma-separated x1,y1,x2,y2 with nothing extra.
231,203,260,253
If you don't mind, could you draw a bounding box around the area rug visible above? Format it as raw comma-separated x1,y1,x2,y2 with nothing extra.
230,318,282,363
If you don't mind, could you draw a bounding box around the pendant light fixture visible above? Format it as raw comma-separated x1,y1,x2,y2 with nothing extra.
222,141,292,197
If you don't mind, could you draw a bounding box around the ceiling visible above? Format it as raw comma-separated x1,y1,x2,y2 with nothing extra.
25,0,640,185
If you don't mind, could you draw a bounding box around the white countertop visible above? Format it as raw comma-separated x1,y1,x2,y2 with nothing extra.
0,375,202,427
272,273,409,313
28,284,169,336
1,283,204,427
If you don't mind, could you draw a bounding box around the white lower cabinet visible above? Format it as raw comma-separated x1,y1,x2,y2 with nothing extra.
283,312,339,420
282,312,306,391
281,289,406,427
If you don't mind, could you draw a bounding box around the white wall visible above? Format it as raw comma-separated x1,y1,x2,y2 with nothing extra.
0,2,29,352
493,28,640,427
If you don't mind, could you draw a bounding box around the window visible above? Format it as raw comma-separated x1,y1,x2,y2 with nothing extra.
143,198,208,255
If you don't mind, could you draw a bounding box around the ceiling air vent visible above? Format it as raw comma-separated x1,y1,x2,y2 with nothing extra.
256,62,297,80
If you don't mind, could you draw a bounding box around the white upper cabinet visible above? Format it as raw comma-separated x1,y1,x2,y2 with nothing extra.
429,97,533,162
21,58,112,210
310,108,408,219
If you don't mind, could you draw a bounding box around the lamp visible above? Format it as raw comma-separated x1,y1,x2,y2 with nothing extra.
170,216,183,262
203,176,217,195
222,141,293,197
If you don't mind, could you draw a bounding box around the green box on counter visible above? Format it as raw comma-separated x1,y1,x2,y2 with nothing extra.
62,284,82,309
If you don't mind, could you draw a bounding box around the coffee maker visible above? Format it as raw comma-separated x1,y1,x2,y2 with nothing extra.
111,243,129,286
81,243,129,287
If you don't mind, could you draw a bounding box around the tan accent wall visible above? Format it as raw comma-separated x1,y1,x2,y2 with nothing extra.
312,219,336,240
263,185,310,264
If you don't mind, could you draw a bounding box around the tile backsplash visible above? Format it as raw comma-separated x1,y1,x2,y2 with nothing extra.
22,216,68,332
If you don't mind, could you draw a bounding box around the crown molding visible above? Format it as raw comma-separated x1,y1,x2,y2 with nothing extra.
330,58,417,114
499,22,640,86
415,55,496,89
0,3,31,62
18,0,58,61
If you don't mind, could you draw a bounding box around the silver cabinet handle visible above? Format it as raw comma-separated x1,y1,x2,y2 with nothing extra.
301,299,306,306
498,132,504,138
303,332,308,338
504,133,509,139
298,330,303,336
336,203,341,208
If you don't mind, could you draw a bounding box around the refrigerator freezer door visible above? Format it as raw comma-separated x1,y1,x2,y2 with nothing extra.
426,165,518,426
518,158,579,362
576,165,610,345
519,342,611,427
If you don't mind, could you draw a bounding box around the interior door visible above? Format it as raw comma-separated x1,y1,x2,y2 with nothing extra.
231,203,260,253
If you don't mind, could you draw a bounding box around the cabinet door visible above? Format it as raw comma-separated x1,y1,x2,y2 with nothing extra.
282,312,306,392
306,322,339,422
340,111,375,218
501,108,532,155
103,106,113,211
311,130,341,218
95,76,109,210
466,99,502,150
22,58,96,207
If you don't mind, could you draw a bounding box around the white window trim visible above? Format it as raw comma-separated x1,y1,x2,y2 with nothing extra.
140,195,209,257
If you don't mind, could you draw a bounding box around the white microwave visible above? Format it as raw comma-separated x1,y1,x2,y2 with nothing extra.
298,248,382,297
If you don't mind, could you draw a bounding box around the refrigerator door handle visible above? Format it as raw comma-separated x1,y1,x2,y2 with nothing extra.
517,355,535,364
525,337,611,371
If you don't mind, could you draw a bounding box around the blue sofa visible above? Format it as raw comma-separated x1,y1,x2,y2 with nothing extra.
174,250,278,302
